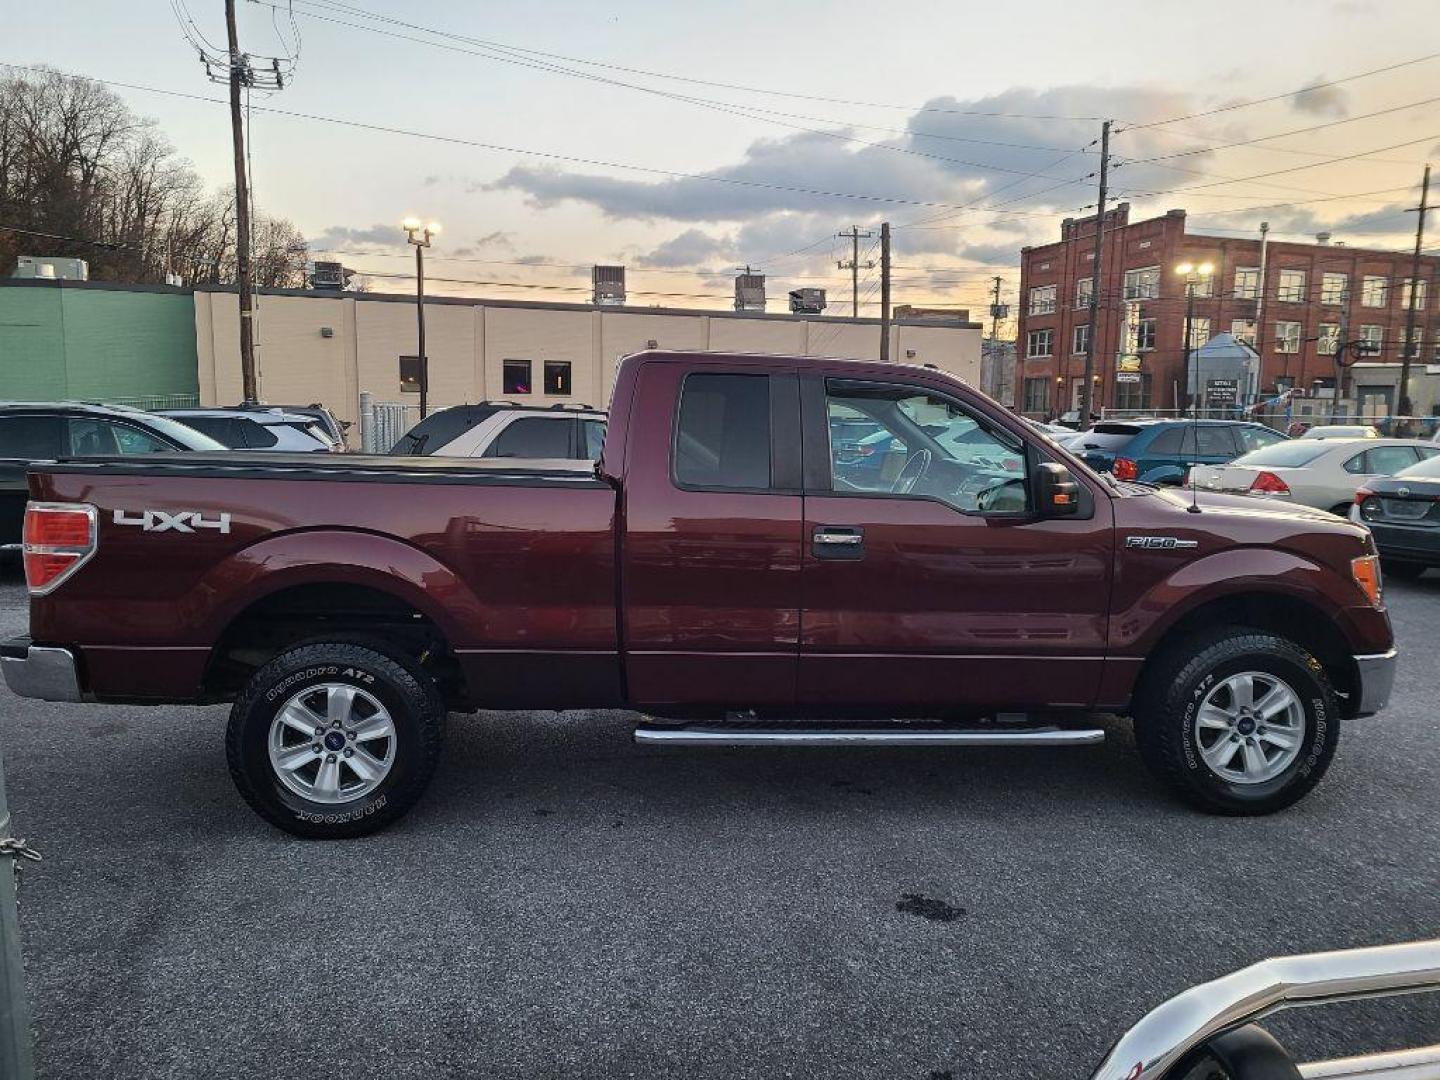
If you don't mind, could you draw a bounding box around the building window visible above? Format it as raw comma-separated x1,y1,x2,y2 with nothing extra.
1072,324,1090,355
1186,317,1211,350
1275,321,1302,354
1277,269,1307,303
1123,266,1160,300
1402,326,1424,358
1075,278,1093,309
1231,319,1256,347
1135,319,1157,351
1022,377,1050,415
399,355,422,393
1362,275,1388,308
543,360,572,395
503,358,532,395
1321,272,1348,305
1401,278,1428,311
1113,374,1152,412
1026,329,1053,358
1233,267,1260,300
1028,284,1057,315
1359,325,1384,356
1317,323,1340,356
1185,273,1214,299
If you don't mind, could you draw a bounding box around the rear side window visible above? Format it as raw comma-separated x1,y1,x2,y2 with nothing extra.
0,415,64,458
1235,441,1331,467
1074,427,1141,451
674,373,771,490
1346,445,1422,475
1196,426,1238,456
239,420,279,449
485,416,573,459
176,416,246,447
581,419,606,460
1147,427,1187,454
67,417,120,455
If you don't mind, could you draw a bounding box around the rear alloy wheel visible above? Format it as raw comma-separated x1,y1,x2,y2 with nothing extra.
228,642,446,838
1134,628,1339,814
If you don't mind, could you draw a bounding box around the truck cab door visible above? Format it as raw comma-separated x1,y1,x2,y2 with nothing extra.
797,374,1113,712
620,361,802,712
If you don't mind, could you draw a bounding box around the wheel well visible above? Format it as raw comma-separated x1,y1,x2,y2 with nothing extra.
1137,592,1359,716
203,583,467,708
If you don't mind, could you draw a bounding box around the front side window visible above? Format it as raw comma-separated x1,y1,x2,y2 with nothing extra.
1362,275,1388,307
485,416,574,459
1236,425,1285,453
1277,269,1307,303
826,382,1027,514
503,359,532,395
111,424,176,454
1275,321,1302,354
1026,329,1053,358
674,373,771,489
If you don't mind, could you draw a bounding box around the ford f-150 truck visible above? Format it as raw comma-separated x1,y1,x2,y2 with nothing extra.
1,352,1397,837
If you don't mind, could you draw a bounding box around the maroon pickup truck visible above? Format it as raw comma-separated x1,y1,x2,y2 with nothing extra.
2,352,1396,837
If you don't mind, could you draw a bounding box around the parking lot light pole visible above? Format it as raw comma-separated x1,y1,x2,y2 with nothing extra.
402,218,440,419
1175,261,1214,417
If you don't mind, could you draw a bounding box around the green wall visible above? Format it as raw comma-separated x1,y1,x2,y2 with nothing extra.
0,283,199,402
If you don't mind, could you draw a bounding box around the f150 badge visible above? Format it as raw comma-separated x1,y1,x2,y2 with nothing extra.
1124,535,1198,550
113,509,231,534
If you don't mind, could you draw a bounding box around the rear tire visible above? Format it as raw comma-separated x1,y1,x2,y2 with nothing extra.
226,642,446,838
1328,502,1352,517
1381,559,1427,580
1133,627,1339,815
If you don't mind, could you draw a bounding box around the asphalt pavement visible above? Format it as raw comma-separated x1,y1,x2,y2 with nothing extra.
1,565,1438,1080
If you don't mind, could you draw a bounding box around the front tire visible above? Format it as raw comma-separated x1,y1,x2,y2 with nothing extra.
226,642,446,838
1133,628,1339,815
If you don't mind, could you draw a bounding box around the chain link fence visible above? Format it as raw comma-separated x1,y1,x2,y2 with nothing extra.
92,393,201,410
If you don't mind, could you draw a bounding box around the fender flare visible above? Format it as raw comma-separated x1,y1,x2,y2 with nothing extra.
192,529,486,648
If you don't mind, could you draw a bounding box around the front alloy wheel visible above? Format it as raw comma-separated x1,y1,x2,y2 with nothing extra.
1192,671,1306,784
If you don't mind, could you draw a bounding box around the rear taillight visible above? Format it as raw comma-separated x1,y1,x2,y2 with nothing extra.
23,502,97,595
1112,457,1138,481
1355,487,1379,522
1249,471,1290,495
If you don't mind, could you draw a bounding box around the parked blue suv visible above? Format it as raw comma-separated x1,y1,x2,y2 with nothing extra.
1070,419,1287,485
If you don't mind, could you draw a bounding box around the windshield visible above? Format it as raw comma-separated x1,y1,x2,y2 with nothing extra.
141,412,227,451
1232,441,1332,467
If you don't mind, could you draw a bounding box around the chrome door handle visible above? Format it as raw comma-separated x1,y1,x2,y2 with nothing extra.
813,530,863,545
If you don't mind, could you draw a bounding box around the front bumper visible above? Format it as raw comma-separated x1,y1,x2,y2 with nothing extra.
1354,647,1398,717
0,635,82,703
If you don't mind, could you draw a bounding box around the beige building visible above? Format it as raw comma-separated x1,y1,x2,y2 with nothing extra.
194,287,983,444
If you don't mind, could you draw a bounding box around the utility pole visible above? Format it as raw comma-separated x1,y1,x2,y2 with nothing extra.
879,222,892,363
1080,120,1110,429
1399,163,1430,425
402,219,440,419
224,0,258,403
837,227,874,318
1335,281,1351,416
0,747,36,1080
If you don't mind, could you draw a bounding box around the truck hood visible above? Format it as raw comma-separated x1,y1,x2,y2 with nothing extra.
1116,485,1373,555
1154,486,1349,526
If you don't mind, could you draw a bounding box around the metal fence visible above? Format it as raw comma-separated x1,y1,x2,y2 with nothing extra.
358,393,415,453
96,393,201,411
1099,406,1440,438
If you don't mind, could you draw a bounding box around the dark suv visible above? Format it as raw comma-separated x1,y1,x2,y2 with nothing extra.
0,402,224,548
1071,418,1287,484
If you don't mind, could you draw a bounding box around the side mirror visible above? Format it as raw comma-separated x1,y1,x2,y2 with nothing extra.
1035,461,1079,516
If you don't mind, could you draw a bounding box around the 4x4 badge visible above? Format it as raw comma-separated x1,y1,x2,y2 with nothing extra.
113,509,231,534
1124,535,1198,550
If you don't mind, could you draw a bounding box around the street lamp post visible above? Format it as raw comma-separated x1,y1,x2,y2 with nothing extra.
402,218,441,418
1175,261,1214,417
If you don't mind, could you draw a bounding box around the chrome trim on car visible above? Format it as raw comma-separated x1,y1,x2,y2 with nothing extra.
634,725,1105,747
1089,939,1440,1080
1355,648,1398,716
1300,1043,1440,1078
0,645,82,703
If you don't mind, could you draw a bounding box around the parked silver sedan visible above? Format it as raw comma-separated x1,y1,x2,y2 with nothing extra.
1190,437,1440,515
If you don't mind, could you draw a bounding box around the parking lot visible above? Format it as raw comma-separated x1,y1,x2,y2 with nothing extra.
1,566,1437,1080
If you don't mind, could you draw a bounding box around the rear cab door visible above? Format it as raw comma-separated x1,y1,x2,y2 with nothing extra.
616,357,803,712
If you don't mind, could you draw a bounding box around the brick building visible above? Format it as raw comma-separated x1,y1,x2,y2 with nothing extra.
1015,204,1440,420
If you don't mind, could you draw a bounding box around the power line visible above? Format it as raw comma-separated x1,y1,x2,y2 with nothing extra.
1119,50,1440,131
0,64,1069,220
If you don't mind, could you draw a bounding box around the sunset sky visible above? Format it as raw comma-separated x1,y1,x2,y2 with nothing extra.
8,0,1439,322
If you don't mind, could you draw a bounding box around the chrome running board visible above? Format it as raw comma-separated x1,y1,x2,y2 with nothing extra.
633,725,1104,747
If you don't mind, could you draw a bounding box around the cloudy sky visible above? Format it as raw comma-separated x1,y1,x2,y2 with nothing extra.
8,0,1439,323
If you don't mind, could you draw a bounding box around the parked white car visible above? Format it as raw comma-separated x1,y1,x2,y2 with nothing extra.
1299,424,1380,440
389,403,606,459
1190,437,1440,515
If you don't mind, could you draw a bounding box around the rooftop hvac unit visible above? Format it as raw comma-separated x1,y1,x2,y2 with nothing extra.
735,272,766,312
592,265,626,306
12,256,89,281
309,261,349,290
788,287,826,315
